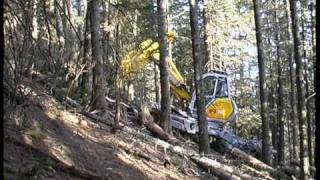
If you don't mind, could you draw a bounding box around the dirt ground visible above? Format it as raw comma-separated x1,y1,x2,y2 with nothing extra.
4,78,216,180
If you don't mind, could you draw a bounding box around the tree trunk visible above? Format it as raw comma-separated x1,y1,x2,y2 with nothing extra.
64,0,77,62
189,0,210,154
154,63,161,104
31,0,38,40
157,0,171,133
310,1,315,75
284,0,299,161
301,12,313,167
270,83,277,165
202,0,210,72
150,0,160,105
81,3,91,104
90,0,107,110
289,0,310,179
252,0,272,165
114,24,121,130
42,0,53,72
276,47,285,166
273,1,284,165
54,0,65,51
265,12,277,165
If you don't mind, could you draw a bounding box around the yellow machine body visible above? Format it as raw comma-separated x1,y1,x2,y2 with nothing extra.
205,98,234,122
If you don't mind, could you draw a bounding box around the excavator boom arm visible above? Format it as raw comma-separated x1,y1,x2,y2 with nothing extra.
120,38,191,101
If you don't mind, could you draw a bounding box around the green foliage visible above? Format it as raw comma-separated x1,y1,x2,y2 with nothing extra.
236,107,261,139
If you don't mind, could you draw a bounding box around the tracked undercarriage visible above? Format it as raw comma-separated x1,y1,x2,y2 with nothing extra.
169,105,262,157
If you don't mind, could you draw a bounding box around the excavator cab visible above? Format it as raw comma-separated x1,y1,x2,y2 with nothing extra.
188,70,237,134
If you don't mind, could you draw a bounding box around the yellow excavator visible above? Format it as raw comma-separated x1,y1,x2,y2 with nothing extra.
120,36,238,138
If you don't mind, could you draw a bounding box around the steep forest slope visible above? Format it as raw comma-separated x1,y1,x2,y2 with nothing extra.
4,77,282,180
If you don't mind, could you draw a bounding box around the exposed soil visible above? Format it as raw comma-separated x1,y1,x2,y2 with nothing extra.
4,78,216,180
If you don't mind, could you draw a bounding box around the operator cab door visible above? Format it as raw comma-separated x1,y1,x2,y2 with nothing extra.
203,75,229,105
205,73,235,124
189,72,234,124
189,73,230,114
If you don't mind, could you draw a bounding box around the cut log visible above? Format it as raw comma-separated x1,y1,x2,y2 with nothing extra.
140,105,180,145
230,148,291,179
190,155,247,180
241,164,274,180
230,147,273,171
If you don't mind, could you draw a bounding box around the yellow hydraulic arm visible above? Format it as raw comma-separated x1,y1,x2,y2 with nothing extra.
120,38,191,101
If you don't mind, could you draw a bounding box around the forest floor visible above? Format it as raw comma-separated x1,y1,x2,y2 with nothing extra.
4,77,276,180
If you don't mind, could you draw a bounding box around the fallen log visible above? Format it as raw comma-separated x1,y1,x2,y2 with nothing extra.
230,147,273,171
190,155,250,180
140,105,180,145
230,148,292,179
241,164,274,180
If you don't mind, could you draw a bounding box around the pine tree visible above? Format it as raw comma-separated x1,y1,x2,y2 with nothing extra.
189,0,210,154
252,0,272,165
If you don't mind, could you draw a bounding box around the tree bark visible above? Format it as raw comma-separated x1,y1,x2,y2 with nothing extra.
289,0,310,179
265,11,277,165
54,0,65,50
90,0,107,110
273,0,285,165
284,0,299,161
114,24,121,130
301,11,313,167
154,63,161,104
81,3,91,104
252,0,272,165
189,0,210,155
202,0,211,71
157,0,171,133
